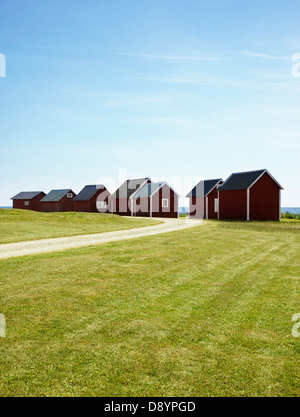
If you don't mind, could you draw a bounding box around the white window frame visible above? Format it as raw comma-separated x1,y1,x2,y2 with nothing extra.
98,201,107,209
24,201,29,206
67,193,73,198
162,199,169,208
214,198,219,213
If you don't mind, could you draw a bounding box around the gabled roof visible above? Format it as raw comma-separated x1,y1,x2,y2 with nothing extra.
73,185,106,201
110,178,150,199
132,182,180,199
41,189,74,203
186,179,223,198
218,169,283,191
11,191,45,200
132,182,165,199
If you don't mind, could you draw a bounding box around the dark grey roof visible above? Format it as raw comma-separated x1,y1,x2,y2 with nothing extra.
73,185,105,201
41,189,74,202
11,191,45,200
110,178,150,199
186,179,223,198
132,182,165,199
218,170,269,191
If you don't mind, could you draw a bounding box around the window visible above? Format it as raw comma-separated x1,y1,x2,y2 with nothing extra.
214,198,219,213
67,193,73,198
24,201,29,206
97,201,107,209
162,199,169,208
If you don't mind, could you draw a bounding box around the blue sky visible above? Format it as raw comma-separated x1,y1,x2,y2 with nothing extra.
0,0,300,206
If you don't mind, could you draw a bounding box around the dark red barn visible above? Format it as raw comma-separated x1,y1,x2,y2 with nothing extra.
186,179,223,219
73,185,111,213
131,182,180,218
11,191,46,212
109,178,151,216
218,169,283,221
41,189,76,212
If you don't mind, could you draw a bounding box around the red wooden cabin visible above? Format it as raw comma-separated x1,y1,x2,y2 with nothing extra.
218,169,283,221
73,185,111,213
131,182,179,218
109,178,151,216
11,191,46,212
41,189,76,212
186,179,223,219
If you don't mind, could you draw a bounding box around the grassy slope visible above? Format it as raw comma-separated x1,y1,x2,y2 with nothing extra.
0,220,300,397
0,209,160,244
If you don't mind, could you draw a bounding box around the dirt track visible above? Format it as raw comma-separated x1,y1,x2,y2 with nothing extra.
0,218,202,260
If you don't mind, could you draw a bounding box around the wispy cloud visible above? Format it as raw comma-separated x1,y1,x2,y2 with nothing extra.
27,44,100,54
27,43,292,62
26,43,224,61
239,51,290,60
112,51,224,61
131,74,300,95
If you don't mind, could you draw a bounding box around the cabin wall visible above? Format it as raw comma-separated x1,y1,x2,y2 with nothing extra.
133,196,150,217
96,189,110,213
109,179,151,216
132,185,178,218
74,201,90,213
74,189,110,213
152,185,178,218
13,193,45,212
42,202,61,212
13,200,32,210
219,189,247,220
32,194,45,212
109,198,132,216
42,194,75,212
250,173,280,221
189,196,205,219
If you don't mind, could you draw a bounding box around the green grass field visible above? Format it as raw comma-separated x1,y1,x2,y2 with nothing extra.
0,209,160,244
0,219,300,396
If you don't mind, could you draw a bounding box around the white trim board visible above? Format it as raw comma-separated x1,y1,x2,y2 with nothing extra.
247,189,250,221
248,170,284,190
279,189,281,222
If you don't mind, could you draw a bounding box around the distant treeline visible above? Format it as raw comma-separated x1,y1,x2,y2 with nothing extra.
281,211,300,220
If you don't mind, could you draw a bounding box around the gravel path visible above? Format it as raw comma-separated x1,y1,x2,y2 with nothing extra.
0,218,202,259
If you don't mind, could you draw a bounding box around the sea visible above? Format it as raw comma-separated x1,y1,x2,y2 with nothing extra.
281,207,300,214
